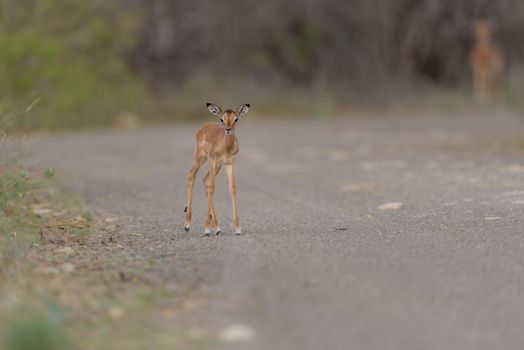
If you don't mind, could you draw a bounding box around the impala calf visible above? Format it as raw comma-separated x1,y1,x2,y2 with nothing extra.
184,103,250,236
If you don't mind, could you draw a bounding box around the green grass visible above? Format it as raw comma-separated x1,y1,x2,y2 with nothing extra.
0,102,216,349
0,172,32,212
3,302,72,350
0,171,73,350
0,167,213,350
0,0,145,131
0,30,144,130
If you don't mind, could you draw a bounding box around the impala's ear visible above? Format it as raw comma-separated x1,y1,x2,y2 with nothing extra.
206,103,222,116
236,104,250,116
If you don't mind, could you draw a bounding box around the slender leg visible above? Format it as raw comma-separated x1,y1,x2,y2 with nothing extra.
476,70,488,103
184,154,204,232
203,164,222,234
473,67,481,101
204,159,217,236
486,73,494,102
225,163,241,235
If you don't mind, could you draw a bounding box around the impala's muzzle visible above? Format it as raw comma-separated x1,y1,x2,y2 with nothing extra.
225,128,233,136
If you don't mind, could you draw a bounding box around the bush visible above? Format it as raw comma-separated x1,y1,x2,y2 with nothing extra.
0,0,144,130
3,303,72,350
0,172,30,212
0,31,144,130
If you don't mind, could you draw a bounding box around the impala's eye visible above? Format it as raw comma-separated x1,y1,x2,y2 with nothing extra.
234,117,238,123
220,118,224,123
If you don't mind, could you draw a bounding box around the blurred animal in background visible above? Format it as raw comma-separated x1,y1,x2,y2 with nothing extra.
184,103,250,236
470,20,504,102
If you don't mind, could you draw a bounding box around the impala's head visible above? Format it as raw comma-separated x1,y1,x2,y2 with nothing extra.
206,103,250,136
475,20,493,40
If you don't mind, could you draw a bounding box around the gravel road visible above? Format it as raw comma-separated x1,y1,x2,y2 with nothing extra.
29,111,524,350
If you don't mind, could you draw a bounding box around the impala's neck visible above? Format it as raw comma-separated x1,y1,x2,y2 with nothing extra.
478,33,492,46
223,128,237,151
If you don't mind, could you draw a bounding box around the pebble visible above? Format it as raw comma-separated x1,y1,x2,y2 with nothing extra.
61,263,75,273
377,202,403,210
219,324,255,343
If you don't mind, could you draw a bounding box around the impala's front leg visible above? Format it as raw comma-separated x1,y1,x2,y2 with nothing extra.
225,162,241,235
204,159,217,236
185,155,204,232
203,164,222,235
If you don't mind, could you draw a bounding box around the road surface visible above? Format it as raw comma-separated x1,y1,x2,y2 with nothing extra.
30,111,524,349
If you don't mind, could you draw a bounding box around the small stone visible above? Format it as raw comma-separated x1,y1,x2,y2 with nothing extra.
61,263,75,273
108,306,124,319
377,202,403,210
219,324,255,343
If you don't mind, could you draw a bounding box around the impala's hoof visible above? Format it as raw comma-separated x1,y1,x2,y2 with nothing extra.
216,227,222,235
184,225,190,232
235,228,242,236
203,233,210,237
204,228,211,237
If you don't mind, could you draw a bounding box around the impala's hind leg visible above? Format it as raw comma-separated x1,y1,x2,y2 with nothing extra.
185,154,205,232
203,159,218,236
225,163,241,235
203,164,222,235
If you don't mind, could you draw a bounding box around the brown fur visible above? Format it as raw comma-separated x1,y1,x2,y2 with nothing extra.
184,104,249,235
470,20,504,102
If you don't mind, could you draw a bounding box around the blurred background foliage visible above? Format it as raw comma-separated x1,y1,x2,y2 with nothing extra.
1,0,524,130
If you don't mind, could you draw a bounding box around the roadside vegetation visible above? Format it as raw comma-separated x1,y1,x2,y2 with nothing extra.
2,0,524,131
0,107,213,349
0,167,213,349
1,102,83,349
0,0,144,130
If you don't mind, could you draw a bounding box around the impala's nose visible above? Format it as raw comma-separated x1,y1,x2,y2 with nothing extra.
225,128,233,135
